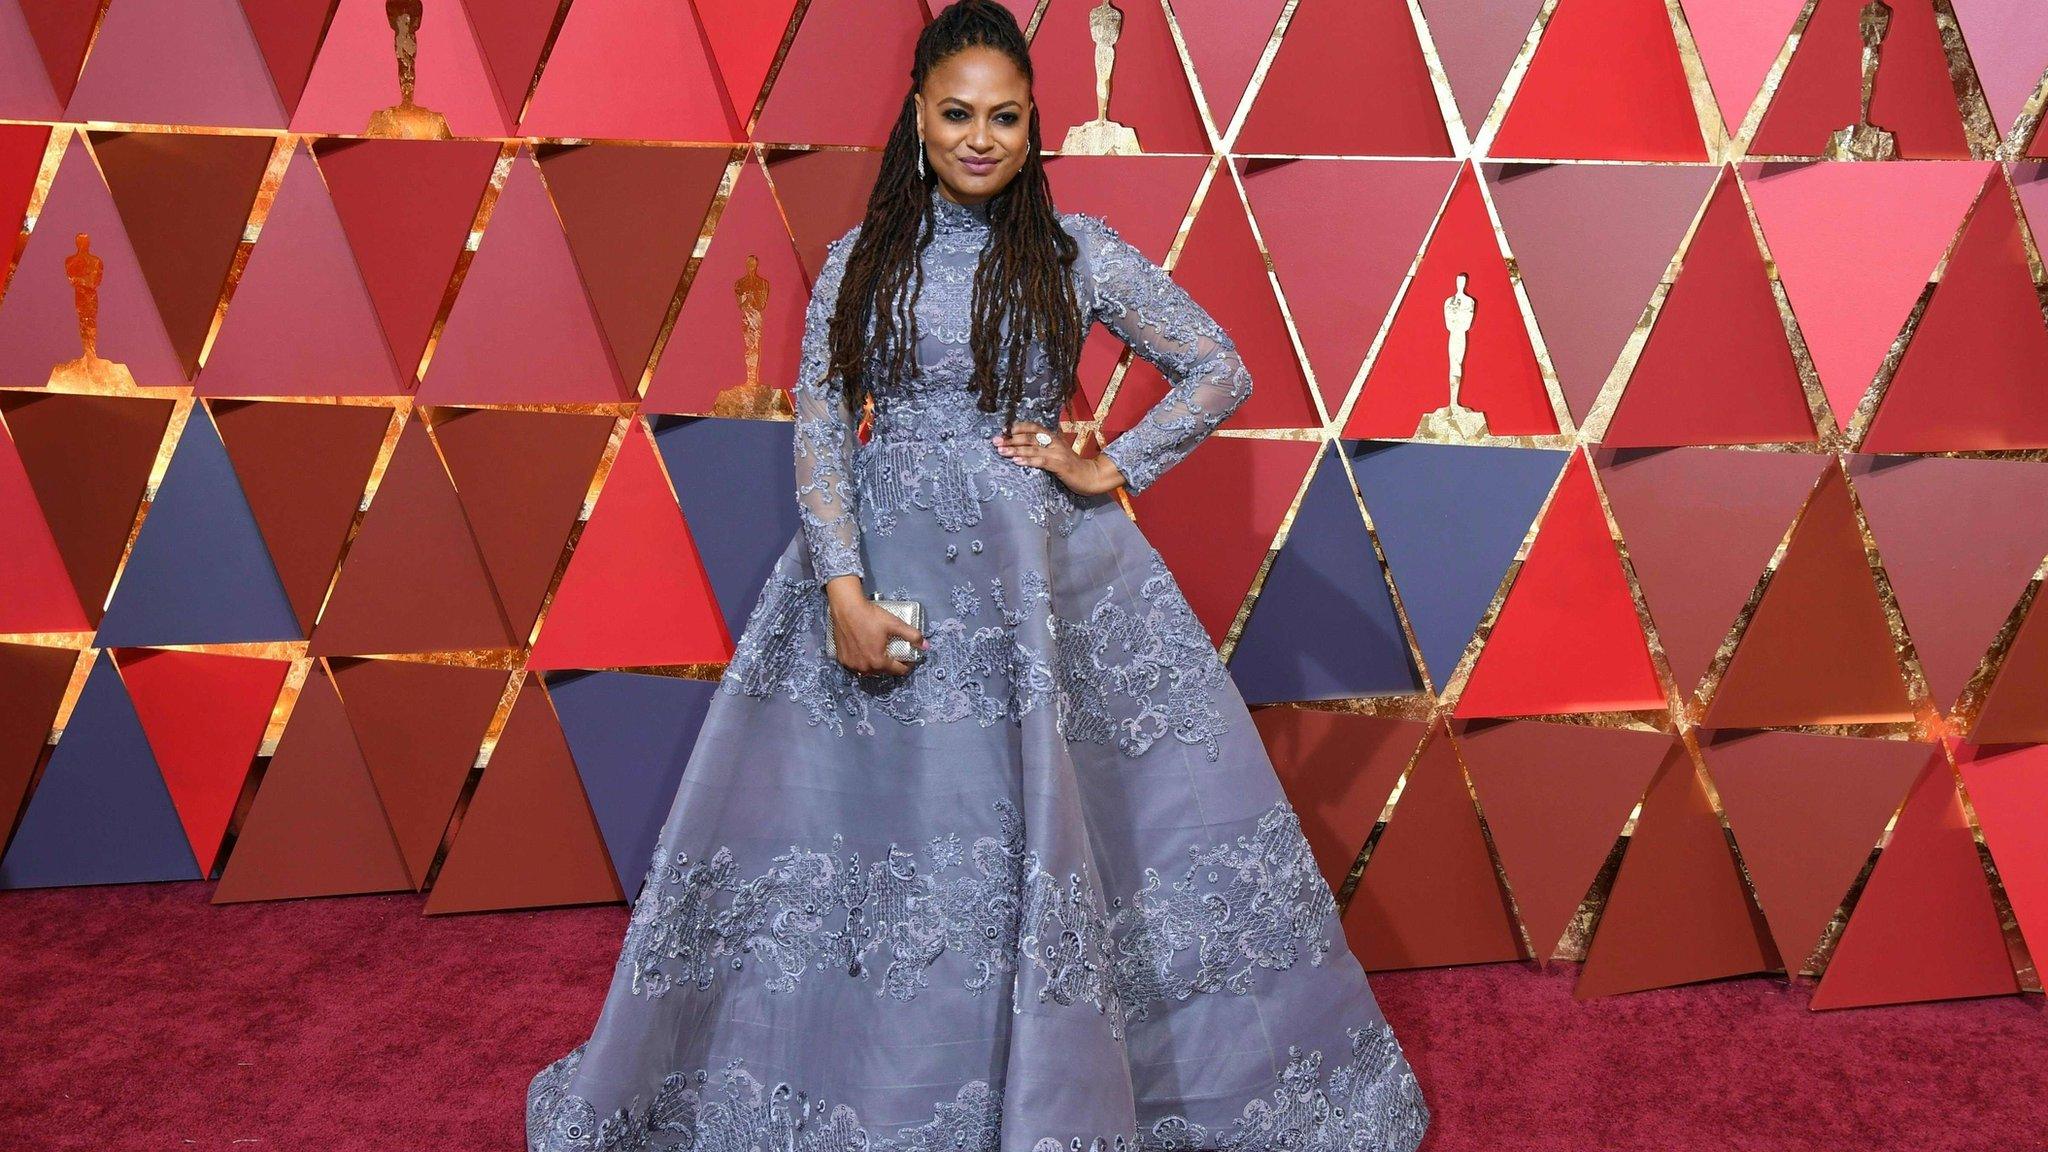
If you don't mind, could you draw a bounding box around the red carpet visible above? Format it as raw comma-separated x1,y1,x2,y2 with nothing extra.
1,881,2039,1150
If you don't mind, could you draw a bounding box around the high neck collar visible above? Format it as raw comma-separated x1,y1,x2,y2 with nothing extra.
929,183,992,236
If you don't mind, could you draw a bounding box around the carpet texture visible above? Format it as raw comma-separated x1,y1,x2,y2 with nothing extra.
1,881,2039,1150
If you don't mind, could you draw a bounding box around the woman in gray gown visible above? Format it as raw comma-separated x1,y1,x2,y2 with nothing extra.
526,3,1430,1148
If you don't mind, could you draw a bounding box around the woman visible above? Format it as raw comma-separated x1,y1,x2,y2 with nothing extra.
526,3,1430,1148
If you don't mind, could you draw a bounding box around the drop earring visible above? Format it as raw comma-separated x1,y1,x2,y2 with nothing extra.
916,140,927,180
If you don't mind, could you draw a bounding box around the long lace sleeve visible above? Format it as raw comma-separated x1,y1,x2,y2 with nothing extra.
793,228,865,585
1081,214,1254,496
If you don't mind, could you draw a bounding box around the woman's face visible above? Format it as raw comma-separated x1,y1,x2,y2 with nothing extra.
914,46,1031,206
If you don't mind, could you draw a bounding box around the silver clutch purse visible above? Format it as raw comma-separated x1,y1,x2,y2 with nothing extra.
824,591,926,666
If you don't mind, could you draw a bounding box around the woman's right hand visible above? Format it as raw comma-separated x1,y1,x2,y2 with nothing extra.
825,578,928,676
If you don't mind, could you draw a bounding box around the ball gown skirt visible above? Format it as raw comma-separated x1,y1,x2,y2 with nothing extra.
524,188,1431,1151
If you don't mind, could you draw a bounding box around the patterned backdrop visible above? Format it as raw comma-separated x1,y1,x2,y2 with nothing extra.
0,0,2043,1012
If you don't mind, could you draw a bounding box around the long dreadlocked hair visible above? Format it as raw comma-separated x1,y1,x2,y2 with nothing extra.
824,0,1085,434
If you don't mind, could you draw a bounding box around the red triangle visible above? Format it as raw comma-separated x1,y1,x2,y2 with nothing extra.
1575,746,1778,997
431,408,615,637
1102,170,1320,433
528,422,728,669
1041,154,1212,421
1604,168,1816,446
314,137,501,381
458,0,561,127
0,393,173,626
1027,0,1213,156
418,147,629,404
22,1,98,106
1751,0,1971,159
0,422,87,632
197,140,408,398
1862,169,2048,451
642,161,810,414
1973,591,2048,743
1236,0,1452,156
1344,163,1557,438
1344,719,1525,969
211,663,414,902
542,143,730,397
288,0,511,137
67,0,285,127
1810,752,2019,1009
517,0,740,141
1455,451,1664,717
0,643,79,839
425,679,623,913
115,649,289,876
237,0,330,116
1166,1,1291,132
694,1,803,123
93,130,273,378
1490,0,1707,160
0,125,50,236
1456,719,1668,958
1742,160,1989,420
1254,706,1429,896
1954,741,2048,964
310,419,517,656
752,0,927,147
331,658,509,889
1702,729,1931,969
1124,437,1319,647
211,399,392,636
0,133,185,386
1705,461,1914,727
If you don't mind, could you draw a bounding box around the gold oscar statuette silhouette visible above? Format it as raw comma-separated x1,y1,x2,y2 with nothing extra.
1414,272,1490,441
712,255,796,418
48,232,137,391
365,0,451,139
1061,1,1142,156
1826,0,1898,161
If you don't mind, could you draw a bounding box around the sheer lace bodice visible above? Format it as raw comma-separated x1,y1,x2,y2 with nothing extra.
792,183,1254,587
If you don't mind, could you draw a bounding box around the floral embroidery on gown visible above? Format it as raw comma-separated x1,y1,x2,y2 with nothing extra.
526,183,1431,1152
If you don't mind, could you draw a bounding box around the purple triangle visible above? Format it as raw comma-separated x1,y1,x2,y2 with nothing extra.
1951,1,2048,134
1232,442,1419,702
96,406,301,646
546,670,714,894
1416,0,1548,134
0,651,201,888
1595,446,1827,694
1487,161,1717,422
1849,454,2048,708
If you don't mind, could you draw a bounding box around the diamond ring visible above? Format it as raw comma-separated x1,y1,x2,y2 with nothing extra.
1033,431,1052,447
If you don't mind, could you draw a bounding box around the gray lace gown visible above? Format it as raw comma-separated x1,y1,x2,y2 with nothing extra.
525,183,1431,1151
